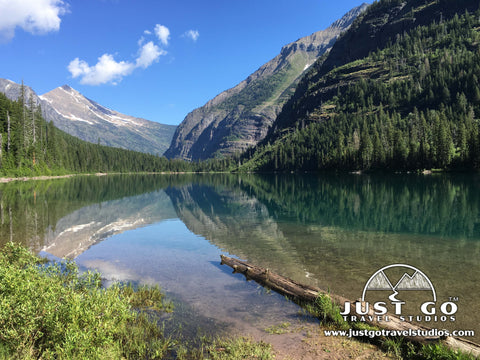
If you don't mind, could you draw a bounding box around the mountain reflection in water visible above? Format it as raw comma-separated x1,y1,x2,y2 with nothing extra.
0,173,478,341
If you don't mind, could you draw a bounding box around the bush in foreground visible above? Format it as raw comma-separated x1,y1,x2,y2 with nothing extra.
0,242,173,359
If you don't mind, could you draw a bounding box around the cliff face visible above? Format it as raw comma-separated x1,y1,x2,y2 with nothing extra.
165,3,369,161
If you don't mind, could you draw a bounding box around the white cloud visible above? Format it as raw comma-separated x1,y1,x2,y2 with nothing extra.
184,29,199,42
68,54,135,86
68,42,166,85
154,24,170,46
0,0,67,41
136,41,165,69
67,58,90,78
68,23,171,85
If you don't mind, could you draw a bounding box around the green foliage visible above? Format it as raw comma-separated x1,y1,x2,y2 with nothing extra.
0,92,235,176
118,283,174,312
302,294,348,329
382,337,405,358
418,343,477,359
0,241,278,359
241,6,480,172
216,64,295,113
0,242,173,359
378,339,478,359
264,322,291,335
205,337,274,360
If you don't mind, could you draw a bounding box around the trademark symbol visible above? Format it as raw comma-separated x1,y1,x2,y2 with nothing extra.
449,297,459,302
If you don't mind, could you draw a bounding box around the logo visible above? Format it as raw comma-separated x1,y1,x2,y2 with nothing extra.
341,264,458,323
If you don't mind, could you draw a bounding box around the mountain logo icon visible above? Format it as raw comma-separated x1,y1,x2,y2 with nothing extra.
361,264,436,302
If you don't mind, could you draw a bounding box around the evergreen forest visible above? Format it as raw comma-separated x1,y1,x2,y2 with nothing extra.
240,6,480,172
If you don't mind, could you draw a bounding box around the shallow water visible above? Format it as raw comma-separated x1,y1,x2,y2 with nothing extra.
1,173,478,341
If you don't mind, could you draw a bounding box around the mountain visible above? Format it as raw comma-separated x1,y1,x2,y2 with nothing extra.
268,0,480,137
164,3,369,161
240,0,480,172
0,86,183,176
40,85,176,155
0,79,39,105
0,79,176,155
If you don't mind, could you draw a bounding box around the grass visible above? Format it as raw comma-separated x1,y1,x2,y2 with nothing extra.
203,337,274,360
170,336,275,360
264,322,291,335
0,243,276,359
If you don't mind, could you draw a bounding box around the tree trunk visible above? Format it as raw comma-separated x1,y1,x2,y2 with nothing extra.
7,111,11,151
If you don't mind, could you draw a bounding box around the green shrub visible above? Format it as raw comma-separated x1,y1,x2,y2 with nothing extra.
0,242,173,359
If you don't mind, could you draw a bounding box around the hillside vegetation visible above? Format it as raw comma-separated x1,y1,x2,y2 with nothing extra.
240,0,480,172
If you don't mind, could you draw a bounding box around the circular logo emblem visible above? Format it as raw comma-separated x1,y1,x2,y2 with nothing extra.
361,264,436,303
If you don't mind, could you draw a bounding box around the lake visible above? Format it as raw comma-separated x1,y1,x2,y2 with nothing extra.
0,173,478,342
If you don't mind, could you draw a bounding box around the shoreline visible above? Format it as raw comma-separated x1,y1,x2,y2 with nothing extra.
0,172,185,183
0,170,470,184
0,174,76,183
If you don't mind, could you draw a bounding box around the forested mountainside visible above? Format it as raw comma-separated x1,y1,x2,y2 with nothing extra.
240,0,480,172
0,79,176,156
165,3,368,161
0,90,199,176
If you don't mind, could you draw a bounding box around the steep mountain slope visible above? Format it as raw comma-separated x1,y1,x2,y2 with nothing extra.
41,85,176,155
165,3,369,161
240,0,480,172
0,79,176,155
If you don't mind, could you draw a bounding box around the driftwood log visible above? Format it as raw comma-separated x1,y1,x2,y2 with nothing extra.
220,254,480,358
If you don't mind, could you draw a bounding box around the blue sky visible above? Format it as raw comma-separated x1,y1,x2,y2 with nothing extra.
0,0,367,125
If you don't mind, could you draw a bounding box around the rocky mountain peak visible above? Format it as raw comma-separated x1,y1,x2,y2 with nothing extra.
60,84,74,92
40,84,176,154
329,2,369,30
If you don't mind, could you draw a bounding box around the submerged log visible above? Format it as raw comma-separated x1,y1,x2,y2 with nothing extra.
220,255,480,358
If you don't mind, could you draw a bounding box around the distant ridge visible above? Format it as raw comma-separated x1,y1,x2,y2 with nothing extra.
0,79,176,155
40,85,176,155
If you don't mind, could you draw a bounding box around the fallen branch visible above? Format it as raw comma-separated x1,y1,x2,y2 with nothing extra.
220,254,480,358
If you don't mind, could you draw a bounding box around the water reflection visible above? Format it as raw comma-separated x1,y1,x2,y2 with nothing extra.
165,173,480,340
43,190,176,258
75,220,304,339
0,173,479,340
0,174,187,252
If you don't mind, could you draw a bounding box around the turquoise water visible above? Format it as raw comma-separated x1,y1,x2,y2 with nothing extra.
1,173,478,341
